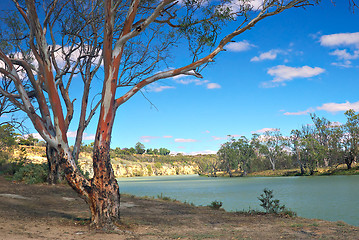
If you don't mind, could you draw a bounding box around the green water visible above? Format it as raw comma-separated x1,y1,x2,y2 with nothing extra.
118,174,359,226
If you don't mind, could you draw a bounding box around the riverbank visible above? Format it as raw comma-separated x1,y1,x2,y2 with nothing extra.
0,176,358,239
201,164,359,178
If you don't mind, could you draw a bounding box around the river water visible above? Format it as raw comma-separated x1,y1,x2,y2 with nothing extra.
118,174,359,226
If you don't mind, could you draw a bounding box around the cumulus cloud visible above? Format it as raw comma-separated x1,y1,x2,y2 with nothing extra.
225,0,264,12
285,101,359,116
251,49,280,62
23,133,44,141
174,138,197,143
261,65,325,88
331,60,353,68
163,135,173,138
283,108,314,116
140,136,160,143
207,83,221,89
320,32,359,67
252,128,279,134
320,32,359,48
187,150,217,155
226,40,255,52
146,83,175,92
330,49,359,60
212,136,226,141
317,101,359,113
82,133,95,141
174,76,221,90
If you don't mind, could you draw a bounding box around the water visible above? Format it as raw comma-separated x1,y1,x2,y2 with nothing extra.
118,174,359,226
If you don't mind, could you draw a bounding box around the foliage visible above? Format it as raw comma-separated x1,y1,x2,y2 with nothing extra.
18,134,39,146
217,136,255,177
208,200,223,210
258,188,286,214
0,124,18,151
157,193,175,201
13,163,48,184
135,142,146,154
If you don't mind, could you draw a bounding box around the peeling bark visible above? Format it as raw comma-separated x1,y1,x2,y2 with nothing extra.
46,143,62,184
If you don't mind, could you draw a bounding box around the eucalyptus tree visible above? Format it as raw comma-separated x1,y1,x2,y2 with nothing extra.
217,136,255,176
0,0,322,229
260,129,288,171
342,109,359,169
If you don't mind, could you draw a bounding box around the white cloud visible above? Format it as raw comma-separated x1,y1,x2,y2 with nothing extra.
261,65,325,88
252,128,278,134
320,32,359,68
212,136,226,141
320,32,359,48
225,0,264,13
82,133,95,141
317,101,359,113
146,83,175,92
331,60,353,68
251,49,279,62
187,150,217,155
226,40,255,52
330,49,359,60
24,133,43,141
268,65,325,83
175,78,209,85
207,83,221,89
66,131,95,141
174,138,197,143
140,136,160,143
283,108,314,116
286,101,359,115
163,135,173,138
174,76,221,90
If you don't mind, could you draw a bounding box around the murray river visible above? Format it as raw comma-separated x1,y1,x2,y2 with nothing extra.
118,174,359,226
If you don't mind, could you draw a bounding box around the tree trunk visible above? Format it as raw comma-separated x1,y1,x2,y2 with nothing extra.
89,143,121,229
46,144,62,184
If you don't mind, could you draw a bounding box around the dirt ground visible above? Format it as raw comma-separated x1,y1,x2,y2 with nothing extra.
0,176,358,240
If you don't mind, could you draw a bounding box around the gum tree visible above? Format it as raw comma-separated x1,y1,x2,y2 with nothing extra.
0,0,321,230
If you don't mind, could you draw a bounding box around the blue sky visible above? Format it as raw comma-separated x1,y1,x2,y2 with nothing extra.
2,1,359,155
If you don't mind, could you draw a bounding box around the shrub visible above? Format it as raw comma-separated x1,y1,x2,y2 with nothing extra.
208,200,223,210
157,193,174,201
258,188,285,213
0,156,24,176
13,163,48,184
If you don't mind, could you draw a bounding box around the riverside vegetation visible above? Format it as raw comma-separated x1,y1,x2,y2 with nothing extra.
1,111,359,184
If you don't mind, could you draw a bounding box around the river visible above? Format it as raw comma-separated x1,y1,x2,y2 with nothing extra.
118,174,359,226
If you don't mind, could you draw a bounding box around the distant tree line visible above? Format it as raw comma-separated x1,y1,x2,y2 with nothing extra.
198,110,359,176
80,141,170,157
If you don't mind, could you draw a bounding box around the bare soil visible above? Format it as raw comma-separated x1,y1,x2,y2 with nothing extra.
0,176,358,240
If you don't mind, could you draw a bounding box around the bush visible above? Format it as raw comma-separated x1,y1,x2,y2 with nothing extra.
157,193,175,201
258,188,296,216
258,188,286,213
208,200,223,210
13,163,48,184
0,155,24,176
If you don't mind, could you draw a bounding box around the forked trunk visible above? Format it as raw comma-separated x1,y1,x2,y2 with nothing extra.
58,144,120,230
46,144,62,184
89,144,121,229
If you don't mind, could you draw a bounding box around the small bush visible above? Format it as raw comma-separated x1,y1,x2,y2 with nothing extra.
208,200,223,210
258,188,285,214
157,193,174,201
13,163,48,184
0,156,25,176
